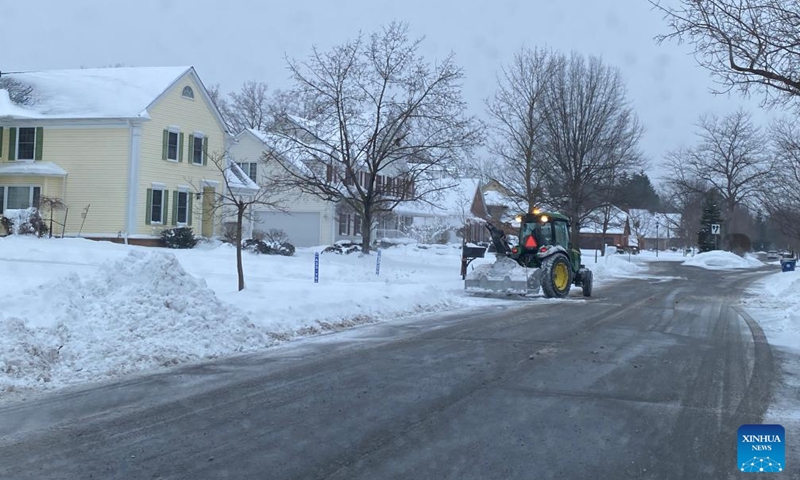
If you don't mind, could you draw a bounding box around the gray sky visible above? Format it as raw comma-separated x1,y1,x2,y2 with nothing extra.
2,0,772,182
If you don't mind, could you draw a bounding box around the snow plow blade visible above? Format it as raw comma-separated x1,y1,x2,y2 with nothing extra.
464,256,539,295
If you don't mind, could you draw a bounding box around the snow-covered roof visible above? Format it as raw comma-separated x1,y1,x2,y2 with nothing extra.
581,206,629,235
393,178,481,218
226,162,259,193
629,209,682,238
482,189,515,208
0,66,191,120
241,128,316,177
0,90,35,117
0,161,67,176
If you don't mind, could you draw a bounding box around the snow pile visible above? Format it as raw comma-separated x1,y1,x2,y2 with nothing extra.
0,237,653,396
582,251,646,281
0,250,270,392
741,270,800,352
682,250,763,270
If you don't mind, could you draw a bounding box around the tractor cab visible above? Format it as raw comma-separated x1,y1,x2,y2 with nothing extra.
518,212,570,250
511,211,581,272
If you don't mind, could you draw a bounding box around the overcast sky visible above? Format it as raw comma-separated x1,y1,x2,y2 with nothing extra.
2,0,775,183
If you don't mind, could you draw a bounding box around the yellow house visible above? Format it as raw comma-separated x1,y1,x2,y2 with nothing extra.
0,66,228,244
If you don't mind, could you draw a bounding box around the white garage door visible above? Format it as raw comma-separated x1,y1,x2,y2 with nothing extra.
253,211,321,247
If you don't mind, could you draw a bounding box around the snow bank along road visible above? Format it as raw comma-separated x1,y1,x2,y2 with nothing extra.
0,261,789,479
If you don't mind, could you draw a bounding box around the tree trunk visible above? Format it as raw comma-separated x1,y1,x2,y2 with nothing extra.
236,206,245,291
361,205,372,254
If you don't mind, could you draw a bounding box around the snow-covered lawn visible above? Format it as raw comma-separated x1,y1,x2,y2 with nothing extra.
741,270,800,426
742,269,800,353
0,237,645,396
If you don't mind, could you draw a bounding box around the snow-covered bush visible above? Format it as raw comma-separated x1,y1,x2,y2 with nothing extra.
159,227,198,249
322,240,361,255
242,238,295,256
3,208,48,237
402,220,451,244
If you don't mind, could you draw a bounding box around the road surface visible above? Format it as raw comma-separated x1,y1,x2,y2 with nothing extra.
0,261,784,479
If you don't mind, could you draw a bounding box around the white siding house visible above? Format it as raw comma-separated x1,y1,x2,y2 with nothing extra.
229,129,336,247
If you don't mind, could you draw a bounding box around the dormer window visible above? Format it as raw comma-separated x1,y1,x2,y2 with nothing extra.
181,86,194,99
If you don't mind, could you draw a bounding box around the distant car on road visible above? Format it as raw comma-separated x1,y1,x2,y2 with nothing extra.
767,251,780,261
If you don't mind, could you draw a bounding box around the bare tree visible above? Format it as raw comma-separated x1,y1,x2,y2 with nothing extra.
659,180,707,248
485,47,557,212
627,208,655,248
537,52,644,247
207,81,272,133
227,81,271,132
763,119,800,242
268,21,482,253
38,196,67,238
664,110,772,233
650,0,800,108
195,151,288,291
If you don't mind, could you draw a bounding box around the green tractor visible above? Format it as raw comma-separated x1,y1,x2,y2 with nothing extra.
463,210,593,298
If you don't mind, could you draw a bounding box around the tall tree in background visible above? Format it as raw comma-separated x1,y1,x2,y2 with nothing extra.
698,190,723,252
763,120,800,245
651,0,800,108
537,52,644,247
613,170,661,211
208,81,272,133
268,21,482,253
485,47,557,212
659,179,707,248
664,110,771,233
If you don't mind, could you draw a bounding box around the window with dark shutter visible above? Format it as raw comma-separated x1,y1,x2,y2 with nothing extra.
177,191,189,224
151,189,164,223
167,132,179,161
192,136,204,165
16,127,35,160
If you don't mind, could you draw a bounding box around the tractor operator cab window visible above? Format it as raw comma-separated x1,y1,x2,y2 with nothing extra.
521,222,536,241
554,221,569,248
539,221,553,245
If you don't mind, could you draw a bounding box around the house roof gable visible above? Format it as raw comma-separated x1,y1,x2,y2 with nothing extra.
0,66,227,132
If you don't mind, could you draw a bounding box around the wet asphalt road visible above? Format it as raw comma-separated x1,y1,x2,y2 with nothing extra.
0,261,783,479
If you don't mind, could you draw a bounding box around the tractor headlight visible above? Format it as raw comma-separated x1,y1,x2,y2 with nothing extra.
540,215,549,223
515,214,523,223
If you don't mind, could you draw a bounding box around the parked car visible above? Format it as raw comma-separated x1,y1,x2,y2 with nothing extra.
767,251,780,261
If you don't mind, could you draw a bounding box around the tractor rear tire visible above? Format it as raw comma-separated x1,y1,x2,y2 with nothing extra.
581,269,593,297
541,254,572,299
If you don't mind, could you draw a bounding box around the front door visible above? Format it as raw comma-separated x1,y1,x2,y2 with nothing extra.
201,187,215,237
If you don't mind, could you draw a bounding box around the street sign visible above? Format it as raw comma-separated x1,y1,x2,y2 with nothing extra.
711,224,720,235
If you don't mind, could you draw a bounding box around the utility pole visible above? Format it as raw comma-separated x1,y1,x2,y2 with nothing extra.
656,223,659,258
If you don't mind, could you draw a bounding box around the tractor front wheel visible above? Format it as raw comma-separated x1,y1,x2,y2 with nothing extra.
541,254,572,299
581,269,593,297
